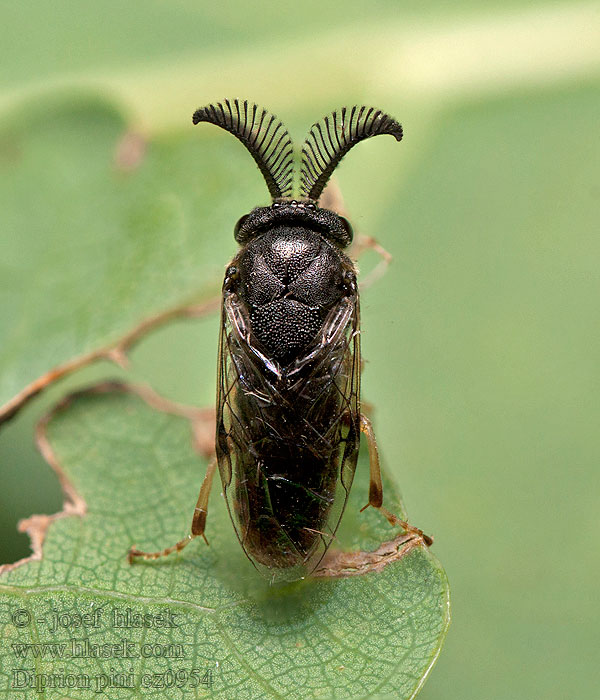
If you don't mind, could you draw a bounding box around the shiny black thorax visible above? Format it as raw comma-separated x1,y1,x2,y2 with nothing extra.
227,201,355,365
221,202,358,570
235,230,348,364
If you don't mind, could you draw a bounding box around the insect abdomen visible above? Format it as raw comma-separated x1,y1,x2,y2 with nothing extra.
232,376,343,572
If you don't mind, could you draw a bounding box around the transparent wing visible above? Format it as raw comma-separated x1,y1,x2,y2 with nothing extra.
215,285,361,582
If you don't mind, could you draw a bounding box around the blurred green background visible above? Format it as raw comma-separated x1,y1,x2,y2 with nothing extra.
1,1,599,698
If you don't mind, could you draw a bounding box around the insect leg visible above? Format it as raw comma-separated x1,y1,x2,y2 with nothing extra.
352,234,392,290
128,457,217,563
359,415,433,546
318,177,391,289
191,456,218,540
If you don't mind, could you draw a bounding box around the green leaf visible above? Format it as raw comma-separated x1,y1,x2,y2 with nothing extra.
0,385,449,699
0,95,262,419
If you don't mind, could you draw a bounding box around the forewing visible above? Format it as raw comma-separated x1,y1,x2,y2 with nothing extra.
216,288,361,581
215,292,290,569
292,292,361,565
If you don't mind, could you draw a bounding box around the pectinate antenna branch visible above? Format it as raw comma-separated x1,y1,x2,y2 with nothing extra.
299,105,402,202
193,99,295,200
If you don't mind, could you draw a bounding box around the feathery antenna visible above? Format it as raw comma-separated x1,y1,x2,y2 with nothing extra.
193,99,294,200
300,106,403,202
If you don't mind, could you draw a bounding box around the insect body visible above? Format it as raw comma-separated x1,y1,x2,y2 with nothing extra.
129,100,430,581
219,203,360,580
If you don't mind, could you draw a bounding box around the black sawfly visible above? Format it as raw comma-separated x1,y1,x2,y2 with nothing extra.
129,100,431,582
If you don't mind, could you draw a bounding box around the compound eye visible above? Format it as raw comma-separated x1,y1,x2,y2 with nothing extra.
234,214,249,240
339,216,354,243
